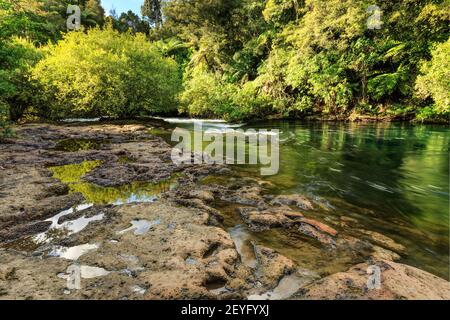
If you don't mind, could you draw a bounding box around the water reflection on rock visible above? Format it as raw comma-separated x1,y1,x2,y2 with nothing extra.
49,243,99,260
117,219,161,236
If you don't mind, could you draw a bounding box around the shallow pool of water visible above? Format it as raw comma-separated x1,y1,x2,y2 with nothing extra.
48,161,178,205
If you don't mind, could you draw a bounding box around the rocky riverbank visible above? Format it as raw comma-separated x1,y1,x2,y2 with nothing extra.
0,122,448,300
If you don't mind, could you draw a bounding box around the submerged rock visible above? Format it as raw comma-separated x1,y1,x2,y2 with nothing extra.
238,206,304,231
282,209,305,220
300,218,338,237
237,205,338,248
370,246,401,262
221,186,266,207
228,225,257,269
247,213,285,229
271,194,314,211
298,223,337,248
358,229,406,253
248,270,319,300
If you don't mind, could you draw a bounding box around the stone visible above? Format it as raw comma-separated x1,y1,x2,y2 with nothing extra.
358,229,406,253
370,246,401,262
0,266,16,281
238,207,292,231
283,210,304,220
297,260,450,300
223,186,265,206
271,194,314,210
248,213,284,228
300,218,338,237
188,190,215,203
298,223,336,248
254,246,296,287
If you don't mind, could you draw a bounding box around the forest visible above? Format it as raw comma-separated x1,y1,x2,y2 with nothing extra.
1,0,449,135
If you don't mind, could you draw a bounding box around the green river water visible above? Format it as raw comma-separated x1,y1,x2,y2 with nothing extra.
155,120,449,280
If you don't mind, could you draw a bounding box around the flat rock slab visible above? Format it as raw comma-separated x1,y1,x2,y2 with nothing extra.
297,260,450,300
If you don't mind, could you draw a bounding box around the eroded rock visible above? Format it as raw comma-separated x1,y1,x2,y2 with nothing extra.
271,194,314,210
297,260,450,300
301,218,338,237
254,246,296,288
298,223,336,248
358,229,406,253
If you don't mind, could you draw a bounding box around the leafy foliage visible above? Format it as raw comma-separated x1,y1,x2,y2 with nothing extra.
162,0,449,121
415,39,450,119
0,0,449,131
141,0,162,29
108,10,150,34
0,37,42,121
180,65,270,122
32,27,181,119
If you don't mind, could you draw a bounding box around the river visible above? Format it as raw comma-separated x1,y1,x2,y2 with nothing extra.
154,119,450,280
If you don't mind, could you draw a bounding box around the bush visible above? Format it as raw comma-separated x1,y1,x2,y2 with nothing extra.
0,99,11,136
180,66,270,122
32,26,182,119
0,37,42,135
415,39,450,118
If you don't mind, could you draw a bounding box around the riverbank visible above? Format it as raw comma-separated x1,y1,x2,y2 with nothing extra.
0,122,448,300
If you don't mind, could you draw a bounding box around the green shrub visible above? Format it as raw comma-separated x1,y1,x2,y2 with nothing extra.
32,26,182,119
415,38,450,119
0,99,11,136
0,37,42,135
180,66,270,122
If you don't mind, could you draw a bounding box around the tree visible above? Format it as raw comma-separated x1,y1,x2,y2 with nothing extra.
169,0,449,121
0,0,45,134
32,26,182,119
84,0,105,27
141,0,162,29
0,37,42,121
0,0,62,44
115,10,150,34
415,39,450,118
